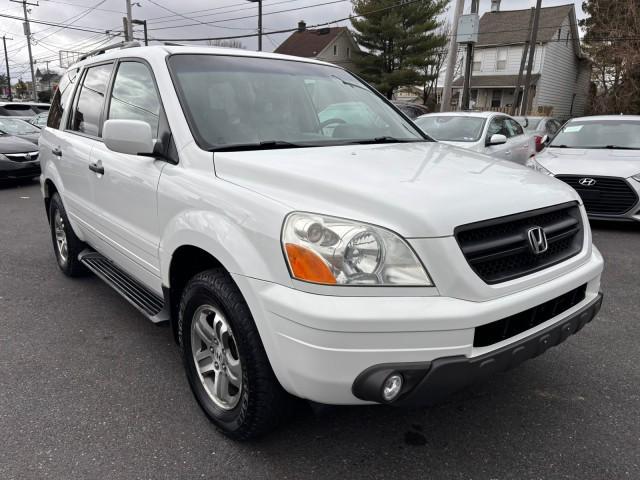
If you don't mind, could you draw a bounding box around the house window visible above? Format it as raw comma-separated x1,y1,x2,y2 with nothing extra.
491,89,502,108
473,61,481,72
496,48,507,71
333,45,337,56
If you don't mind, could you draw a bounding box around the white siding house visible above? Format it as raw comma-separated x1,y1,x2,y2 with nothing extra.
452,3,591,119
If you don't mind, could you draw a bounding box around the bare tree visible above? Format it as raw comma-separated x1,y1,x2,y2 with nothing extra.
421,22,450,108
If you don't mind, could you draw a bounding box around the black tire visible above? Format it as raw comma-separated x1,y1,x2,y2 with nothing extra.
48,192,87,277
179,268,294,440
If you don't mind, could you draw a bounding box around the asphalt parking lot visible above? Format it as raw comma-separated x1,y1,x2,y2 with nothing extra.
1,180,639,480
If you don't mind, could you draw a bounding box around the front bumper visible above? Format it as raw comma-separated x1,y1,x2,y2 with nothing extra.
233,247,604,405
352,293,603,407
0,159,41,180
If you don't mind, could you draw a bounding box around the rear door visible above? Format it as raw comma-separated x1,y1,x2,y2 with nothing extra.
89,60,166,291
49,62,114,235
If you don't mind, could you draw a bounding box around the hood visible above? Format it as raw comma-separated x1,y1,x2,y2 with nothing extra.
0,134,39,153
438,140,481,150
537,147,640,178
15,133,40,145
214,142,580,237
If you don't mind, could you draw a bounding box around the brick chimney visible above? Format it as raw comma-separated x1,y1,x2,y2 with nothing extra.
298,20,306,32
491,0,501,12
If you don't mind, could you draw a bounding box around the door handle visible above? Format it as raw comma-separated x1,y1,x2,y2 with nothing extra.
52,147,62,157
89,161,104,175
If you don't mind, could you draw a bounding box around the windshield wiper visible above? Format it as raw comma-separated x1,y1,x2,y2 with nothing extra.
348,136,426,145
549,144,573,148
209,140,312,152
599,145,638,150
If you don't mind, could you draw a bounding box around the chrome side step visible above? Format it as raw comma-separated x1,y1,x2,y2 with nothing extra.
79,250,169,323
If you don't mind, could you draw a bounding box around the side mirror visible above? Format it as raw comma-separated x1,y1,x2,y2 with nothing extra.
103,119,154,156
487,133,507,146
541,134,550,145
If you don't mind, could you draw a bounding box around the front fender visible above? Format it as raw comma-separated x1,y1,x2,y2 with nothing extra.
159,209,294,289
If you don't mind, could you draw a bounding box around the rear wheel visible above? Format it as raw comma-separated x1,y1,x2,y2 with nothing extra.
179,268,294,440
48,193,86,277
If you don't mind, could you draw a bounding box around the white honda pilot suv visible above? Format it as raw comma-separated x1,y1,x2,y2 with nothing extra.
40,44,604,440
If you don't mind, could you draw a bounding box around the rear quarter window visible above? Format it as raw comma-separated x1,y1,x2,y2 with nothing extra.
47,68,80,129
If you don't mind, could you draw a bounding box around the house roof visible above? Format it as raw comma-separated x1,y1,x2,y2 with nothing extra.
477,4,574,46
452,74,540,88
274,27,347,58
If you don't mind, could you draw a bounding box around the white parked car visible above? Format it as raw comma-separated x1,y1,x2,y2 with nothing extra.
528,115,640,222
40,44,604,440
415,111,536,164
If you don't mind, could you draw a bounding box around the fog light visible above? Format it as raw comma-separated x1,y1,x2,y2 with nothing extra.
382,373,403,402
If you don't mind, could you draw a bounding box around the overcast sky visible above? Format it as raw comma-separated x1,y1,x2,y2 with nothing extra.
0,0,585,82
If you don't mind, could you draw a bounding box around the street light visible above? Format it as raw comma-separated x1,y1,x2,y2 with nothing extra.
246,0,262,51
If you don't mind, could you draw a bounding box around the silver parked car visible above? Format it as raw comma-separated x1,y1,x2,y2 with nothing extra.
415,111,535,164
527,115,640,222
514,116,564,152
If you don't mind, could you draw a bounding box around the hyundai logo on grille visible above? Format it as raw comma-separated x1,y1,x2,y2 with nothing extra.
578,177,597,186
527,226,548,255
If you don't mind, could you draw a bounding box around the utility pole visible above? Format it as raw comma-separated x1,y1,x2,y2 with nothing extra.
520,0,542,116
461,0,479,111
2,36,12,101
511,7,535,115
131,19,148,45
440,0,464,112
247,0,263,51
11,0,38,101
125,0,134,42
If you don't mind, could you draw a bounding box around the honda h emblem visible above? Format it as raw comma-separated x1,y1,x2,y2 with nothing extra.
578,178,596,186
527,226,548,255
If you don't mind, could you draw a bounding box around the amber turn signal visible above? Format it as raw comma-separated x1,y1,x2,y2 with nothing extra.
284,243,336,284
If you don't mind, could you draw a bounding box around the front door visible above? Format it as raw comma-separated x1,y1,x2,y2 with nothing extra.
89,60,165,293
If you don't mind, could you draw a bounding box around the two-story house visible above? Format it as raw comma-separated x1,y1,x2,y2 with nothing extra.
452,1,591,119
274,22,360,72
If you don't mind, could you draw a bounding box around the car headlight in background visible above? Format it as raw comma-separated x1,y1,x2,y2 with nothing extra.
525,157,554,176
282,212,432,286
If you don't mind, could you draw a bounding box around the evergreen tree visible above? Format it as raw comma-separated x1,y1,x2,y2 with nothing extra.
350,0,449,99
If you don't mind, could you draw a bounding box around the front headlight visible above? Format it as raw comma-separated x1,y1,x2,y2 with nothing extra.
282,212,432,286
525,157,554,176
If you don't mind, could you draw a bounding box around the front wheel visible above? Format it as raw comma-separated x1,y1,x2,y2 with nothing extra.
179,269,294,440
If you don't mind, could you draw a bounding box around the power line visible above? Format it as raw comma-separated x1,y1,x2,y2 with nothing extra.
144,0,255,31
146,0,350,31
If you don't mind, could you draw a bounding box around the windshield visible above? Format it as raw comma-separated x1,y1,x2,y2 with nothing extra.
514,117,542,131
0,118,40,135
167,54,427,150
550,120,640,149
414,115,485,142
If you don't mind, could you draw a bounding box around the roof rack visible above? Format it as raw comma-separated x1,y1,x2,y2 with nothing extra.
79,41,141,61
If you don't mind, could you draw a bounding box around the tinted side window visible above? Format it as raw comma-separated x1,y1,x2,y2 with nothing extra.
506,118,524,136
70,63,113,137
48,68,80,129
487,117,508,137
108,62,161,136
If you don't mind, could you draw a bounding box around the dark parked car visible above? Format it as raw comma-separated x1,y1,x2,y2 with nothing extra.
0,134,41,183
514,116,564,152
0,117,41,144
392,101,430,119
